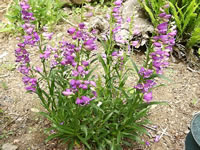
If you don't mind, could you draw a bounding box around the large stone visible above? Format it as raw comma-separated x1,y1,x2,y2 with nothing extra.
2,143,18,150
117,0,154,45
87,0,154,47
121,0,154,33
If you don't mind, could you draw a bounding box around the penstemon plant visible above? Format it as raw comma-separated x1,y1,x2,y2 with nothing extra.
15,0,176,149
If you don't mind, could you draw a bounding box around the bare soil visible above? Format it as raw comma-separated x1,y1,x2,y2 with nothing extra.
1,1,200,150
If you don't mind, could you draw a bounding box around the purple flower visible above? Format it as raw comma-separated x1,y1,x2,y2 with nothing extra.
164,14,171,19
126,17,131,23
154,135,160,142
35,66,42,72
90,81,96,87
40,50,51,59
67,28,76,35
76,98,83,105
114,0,122,6
82,61,89,67
26,27,34,34
72,70,79,77
139,67,153,78
163,3,170,8
19,65,30,75
112,51,118,56
168,30,177,36
145,141,150,146
133,29,140,35
143,92,153,103
85,44,97,51
81,96,91,103
43,32,53,40
113,7,120,13
153,42,162,47
82,84,88,90
85,12,93,18
157,22,168,30
70,79,76,86
62,89,73,96
159,12,166,18
84,80,90,85
132,40,139,47
77,66,84,73
134,84,143,90
79,23,85,29
84,39,94,46
92,91,97,97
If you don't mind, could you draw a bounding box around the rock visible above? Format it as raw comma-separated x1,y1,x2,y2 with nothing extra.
121,0,154,33
2,143,18,150
87,16,110,34
87,0,153,47
13,139,20,144
0,52,8,59
118,0,154,45
30,108,40,113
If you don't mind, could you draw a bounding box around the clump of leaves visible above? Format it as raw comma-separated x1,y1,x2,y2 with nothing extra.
139,0,200,61
138,0,166,26
1,0,67,33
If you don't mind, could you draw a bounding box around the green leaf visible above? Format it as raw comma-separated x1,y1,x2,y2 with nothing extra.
67,140,75,150
117,131,121,144
81,125,88,137
98,54,107,74
143,2,157,26
102,112,114,124
130,59,139,76
150,73,172,82
77,135,91,149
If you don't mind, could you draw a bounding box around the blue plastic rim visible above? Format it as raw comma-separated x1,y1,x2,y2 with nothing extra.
191,113,200,146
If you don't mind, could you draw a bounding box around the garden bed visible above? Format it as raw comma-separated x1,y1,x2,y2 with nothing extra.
1,0,200,150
